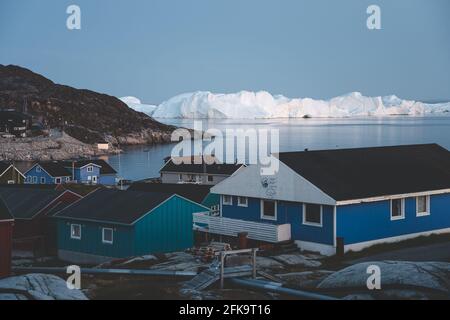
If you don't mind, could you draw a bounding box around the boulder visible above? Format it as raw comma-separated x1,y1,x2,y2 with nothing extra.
0,274,88,300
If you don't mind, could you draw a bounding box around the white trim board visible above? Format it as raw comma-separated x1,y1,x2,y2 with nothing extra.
344,227,450,253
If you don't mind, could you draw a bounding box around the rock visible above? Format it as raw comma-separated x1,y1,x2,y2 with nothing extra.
0,274,88,300
272,254,322,268
318,261,450,299
150,252,207,272
276,270,334,289
255,257,285,270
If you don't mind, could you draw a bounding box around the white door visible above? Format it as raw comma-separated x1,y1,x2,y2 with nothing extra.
92,176,98,184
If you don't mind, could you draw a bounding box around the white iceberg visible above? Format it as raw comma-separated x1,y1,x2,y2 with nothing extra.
121,91,450,119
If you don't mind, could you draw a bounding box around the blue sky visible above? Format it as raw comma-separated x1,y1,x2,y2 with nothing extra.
1,0,449,104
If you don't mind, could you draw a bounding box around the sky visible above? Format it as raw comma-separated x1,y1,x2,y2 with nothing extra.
0,0,449,104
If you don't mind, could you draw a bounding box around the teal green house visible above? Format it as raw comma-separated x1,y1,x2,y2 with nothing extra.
54,189,208,264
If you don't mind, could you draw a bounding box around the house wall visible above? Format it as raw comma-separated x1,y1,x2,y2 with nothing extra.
0,221,13,278
336,193,450,247
161,172,228,186
56,219,135,263
99,174,117,186
25,166,69,184
221,196,334,245
0,167,24,184
133,196,205,255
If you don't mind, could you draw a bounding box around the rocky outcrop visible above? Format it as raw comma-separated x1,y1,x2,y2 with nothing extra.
0,64,176,146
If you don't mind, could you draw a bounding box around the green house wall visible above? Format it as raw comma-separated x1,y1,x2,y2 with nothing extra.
133,196,205,255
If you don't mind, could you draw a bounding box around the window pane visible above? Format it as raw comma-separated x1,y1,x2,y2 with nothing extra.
417,196,427,213
103,229,113,242
263,201,275,217
305,204,321,224
392,199,403,217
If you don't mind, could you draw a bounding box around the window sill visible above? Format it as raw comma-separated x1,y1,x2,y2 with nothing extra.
303,222,323,228
261,215,277,221
390,216,405,221
416,212,430,217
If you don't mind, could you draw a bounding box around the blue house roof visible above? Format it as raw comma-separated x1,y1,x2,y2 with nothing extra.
54,189,187,225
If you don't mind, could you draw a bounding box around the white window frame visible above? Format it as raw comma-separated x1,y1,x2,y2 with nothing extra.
223,195,233,206
178,174,183,182
70,224,81,240
36,166,41,173
102,228,114,244
7,180,15,184
40,177,46,184
32,176,37,184
390,198,405,221
260,200,277,221
55,177,62,184
237,197,248,207
207,175,213,182
87,166,94,173
416,196,431,217
303,204,323,227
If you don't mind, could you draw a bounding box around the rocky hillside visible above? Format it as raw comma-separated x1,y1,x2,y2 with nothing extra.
0,65,175,145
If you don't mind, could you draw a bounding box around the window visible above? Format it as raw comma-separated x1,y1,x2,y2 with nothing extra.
36,166,41,173
32,176,37,184
40,177,46,184
261,200,277,220
7,180,15,184
26,176,32,183
210,205,220,216
416,196,430,217
207,175,213,182
71,224,81,240
102,228,114,244
238,197,248,207
223,195,233,205
55,177,62,184
391,199,405,220
303,204,323,227
87,166,94,173
66,177,71,182
178,174,183,182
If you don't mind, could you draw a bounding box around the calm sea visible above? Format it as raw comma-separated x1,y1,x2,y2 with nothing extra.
106,116,450,181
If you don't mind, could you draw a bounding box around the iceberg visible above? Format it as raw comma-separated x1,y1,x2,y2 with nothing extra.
121,91,450,119
120,96,158,115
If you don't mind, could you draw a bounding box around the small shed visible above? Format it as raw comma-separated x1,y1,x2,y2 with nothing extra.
0,198,13,278
54,189,208,264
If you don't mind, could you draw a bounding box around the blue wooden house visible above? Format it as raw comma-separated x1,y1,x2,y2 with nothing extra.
202,144,450,256
54,189,208,264
61,161,101,185
24,162,72,185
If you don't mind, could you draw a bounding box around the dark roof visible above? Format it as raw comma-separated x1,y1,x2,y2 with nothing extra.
128,183,211,204
0,110,32,121
0,161,10,174
55,189,173,225
278,144,450,201
0,197,13,221
0,187,63,219
32,162,71,177
61,160,117,174
90,160,117,174
161,158,243,175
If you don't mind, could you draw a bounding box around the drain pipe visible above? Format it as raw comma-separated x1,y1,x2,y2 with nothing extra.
13,267,197,278
230,278,340,300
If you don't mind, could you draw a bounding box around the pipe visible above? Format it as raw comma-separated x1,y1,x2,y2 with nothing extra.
12,267,197,277
230,278,340,300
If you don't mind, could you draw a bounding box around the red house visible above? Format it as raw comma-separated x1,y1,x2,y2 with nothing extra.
0,186,83,255
0,198,13,278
